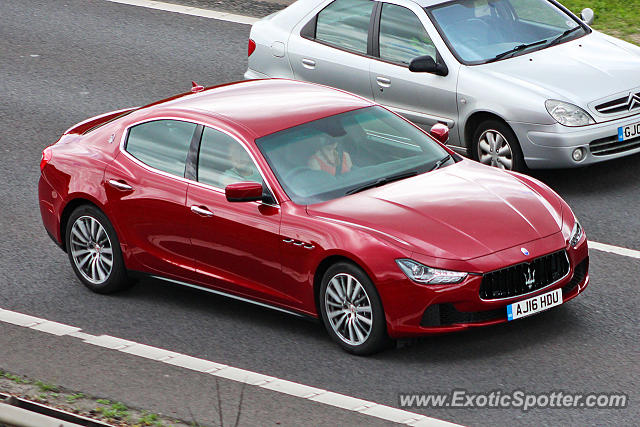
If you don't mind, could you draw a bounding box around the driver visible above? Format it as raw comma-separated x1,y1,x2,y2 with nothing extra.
308,135,352,176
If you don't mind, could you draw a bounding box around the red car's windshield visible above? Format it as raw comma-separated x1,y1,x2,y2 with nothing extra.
256,106,452,205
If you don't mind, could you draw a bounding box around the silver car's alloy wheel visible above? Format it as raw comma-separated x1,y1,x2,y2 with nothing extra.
70,215,113,284
477,129,514,170
324,273,373,346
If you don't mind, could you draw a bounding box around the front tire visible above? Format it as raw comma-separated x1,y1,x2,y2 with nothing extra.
472,120,526,171
319,262,391,355
65,205,133,294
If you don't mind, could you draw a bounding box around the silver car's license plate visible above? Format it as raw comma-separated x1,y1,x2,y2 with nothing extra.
618,122,640,141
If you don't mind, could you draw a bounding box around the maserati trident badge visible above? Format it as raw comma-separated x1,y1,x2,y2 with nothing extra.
524,267,536,289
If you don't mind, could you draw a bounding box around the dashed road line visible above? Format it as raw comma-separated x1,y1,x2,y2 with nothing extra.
588,241,640,259
106,0,260,24
0,308,459,427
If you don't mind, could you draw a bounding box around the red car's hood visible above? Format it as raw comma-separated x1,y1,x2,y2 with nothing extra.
307,161,563,260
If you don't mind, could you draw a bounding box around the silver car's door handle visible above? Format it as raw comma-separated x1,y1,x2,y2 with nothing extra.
190,205,214,217
107,179,133,191
376,76,391,87
302,58,316,69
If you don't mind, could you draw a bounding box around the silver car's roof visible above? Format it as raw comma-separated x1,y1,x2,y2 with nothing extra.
413,0,452,7
284,0,447,11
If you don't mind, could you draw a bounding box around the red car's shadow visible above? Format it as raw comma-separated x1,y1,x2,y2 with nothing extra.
114,274,586,361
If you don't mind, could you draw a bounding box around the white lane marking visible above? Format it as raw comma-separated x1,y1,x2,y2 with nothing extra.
0,309,45,327
0,308,459,427
30,320,81,336
105,0,259,24
588,241,640,259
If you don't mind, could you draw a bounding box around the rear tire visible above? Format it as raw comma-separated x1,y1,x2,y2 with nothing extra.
472,120,526,172
65,205,133,294
319,262,392,355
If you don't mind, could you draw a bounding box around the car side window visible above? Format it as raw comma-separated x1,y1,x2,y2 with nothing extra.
379,3,436,65
125,119,197,177
315,0,375,54
197,127,262,189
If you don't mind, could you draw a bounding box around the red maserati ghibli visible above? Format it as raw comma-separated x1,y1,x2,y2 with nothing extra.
39,79,589,354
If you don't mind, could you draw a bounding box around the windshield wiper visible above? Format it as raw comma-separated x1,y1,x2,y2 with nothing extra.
546,26,582,48
486,39,548,63
346,171,418,195
428,154,452,172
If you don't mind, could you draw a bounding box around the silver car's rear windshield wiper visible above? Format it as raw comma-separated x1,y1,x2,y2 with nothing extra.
546,26,582,48
486,39,548,63
346,171,418,195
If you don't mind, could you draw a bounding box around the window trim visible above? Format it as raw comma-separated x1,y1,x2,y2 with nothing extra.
300,0,448,71
119,117,280,206
300,0,378,57
374,1,440,68
124,119,199,179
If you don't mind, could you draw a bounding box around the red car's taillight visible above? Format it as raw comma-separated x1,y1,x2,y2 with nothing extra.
248,39,256,57
40,146,53,172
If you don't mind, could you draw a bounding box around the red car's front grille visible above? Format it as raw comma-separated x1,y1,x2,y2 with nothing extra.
479,250,570,300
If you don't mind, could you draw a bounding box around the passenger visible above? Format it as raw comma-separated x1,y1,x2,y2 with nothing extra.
308,135,352,176
222,143,262,185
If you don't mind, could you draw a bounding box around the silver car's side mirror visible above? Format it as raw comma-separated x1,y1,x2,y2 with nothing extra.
581,8,594,25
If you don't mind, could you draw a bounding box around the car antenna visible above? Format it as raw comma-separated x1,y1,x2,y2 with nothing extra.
191,81,204,93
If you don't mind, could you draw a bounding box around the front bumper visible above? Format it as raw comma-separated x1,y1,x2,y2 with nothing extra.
382,233,589,338
509,113,640,169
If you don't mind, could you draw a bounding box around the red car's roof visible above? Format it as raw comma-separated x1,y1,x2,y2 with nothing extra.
152,79,374,138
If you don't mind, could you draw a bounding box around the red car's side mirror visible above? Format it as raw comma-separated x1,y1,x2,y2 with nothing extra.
225,181,263,203
429,123,449,144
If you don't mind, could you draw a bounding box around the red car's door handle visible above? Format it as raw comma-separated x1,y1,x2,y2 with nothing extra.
107,179,133,191
190,205,214,217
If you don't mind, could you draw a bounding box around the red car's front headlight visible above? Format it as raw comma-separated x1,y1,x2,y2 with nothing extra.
569,220,583,247
396,259,468,285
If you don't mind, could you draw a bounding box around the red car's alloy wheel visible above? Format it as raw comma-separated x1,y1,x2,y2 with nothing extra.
320,262,391,355
324,273,373,346
69,215,114,285
65,205,133,294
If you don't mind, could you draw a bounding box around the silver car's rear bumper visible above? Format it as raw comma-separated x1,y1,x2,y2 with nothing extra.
245,69,270,80
510,113,640,168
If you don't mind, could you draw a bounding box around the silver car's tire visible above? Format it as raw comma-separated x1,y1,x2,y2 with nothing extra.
472,120,526,172
319,262,391,355
65,205,133,294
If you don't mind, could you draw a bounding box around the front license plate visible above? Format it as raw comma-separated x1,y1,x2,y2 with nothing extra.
507,288,563,321
618,122,640,141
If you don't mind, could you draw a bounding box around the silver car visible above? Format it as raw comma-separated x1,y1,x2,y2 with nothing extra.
245,0,640,171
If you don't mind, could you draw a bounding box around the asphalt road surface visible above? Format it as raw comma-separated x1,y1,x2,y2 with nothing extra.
0,1,638,426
